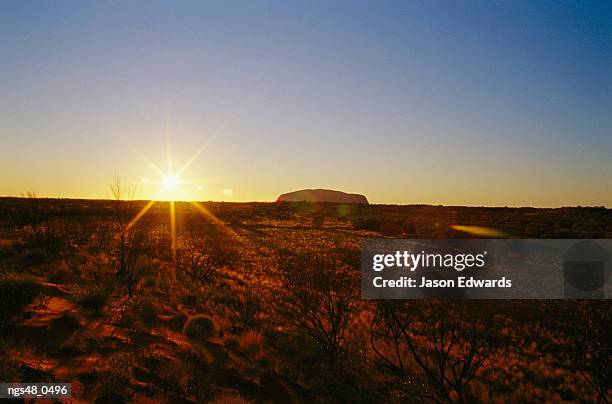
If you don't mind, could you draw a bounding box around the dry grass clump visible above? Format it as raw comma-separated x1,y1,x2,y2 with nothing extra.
155,350,215,401
95,353,133,403
228,284,262,328
0,274,40,322
183,315,218,342
130,296,158,328
0,199,609,402
49,313,81,337
179,347,214,401
239,330,264,357
74,283,113,315
210,391,254,404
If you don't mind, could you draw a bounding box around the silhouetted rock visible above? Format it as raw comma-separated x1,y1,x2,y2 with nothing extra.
277,189,369,204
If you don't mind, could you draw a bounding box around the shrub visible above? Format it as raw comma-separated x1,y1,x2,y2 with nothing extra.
183,315,218,342
371,302,495,403
175,239,232,286
181,346,214,369
75,284,112,315
180,347,214,401
157,359,188,394
49,313,81,337
132,297,158,328
277,248,355,370
0,275,40,323
210,392,254,404
229,286,262,328
239,331,264,357
0,340,20,382
95,354,132,403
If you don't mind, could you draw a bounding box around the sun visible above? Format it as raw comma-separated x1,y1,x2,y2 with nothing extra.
163,175,178,190
128,141,239,264
139,144,212,201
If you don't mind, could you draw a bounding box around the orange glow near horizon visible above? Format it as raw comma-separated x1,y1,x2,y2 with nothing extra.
137,139,212,202
121,140,246,263
169,200,177,263
126,200,156,231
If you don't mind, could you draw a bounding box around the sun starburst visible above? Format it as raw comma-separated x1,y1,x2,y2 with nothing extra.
124,141,237,263
163,175,178,190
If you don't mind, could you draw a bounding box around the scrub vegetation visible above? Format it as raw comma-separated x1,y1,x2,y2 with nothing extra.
0,195,609,402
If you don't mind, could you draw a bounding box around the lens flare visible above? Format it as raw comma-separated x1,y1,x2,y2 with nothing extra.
129,141,244,264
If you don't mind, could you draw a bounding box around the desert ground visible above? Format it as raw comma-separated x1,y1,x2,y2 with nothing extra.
0,197,610,403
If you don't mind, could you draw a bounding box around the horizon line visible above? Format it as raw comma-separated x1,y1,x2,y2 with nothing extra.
0,195,608,210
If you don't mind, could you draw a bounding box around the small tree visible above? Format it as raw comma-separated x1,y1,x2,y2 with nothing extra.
277,248,355,370
110,175,137,279
371,301,494,403
570,302,611,404
123,231,145,298
109,176,144,298
176,243,229,286
16,192,49,245
176,238,232,286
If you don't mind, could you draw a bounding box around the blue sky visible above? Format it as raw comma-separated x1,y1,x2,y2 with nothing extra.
1,1,610,205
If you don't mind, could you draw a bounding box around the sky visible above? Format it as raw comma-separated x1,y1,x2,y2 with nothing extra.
1,0,611,206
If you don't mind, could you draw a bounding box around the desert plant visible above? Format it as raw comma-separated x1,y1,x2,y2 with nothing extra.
276,247,355,370
14,193,65,255
130,295,158,328
15,192,49,244
183,315,218,342
75,283,113,315
112,293,159,331
210,391,254,404
229,284,262,329
0,340,20,382
239,330,264,357
95,353,133,402
90,221,113,256
0,275,40,325
371,301,494,403
73,218,89,250
176,239,232,286
48,313,81,342
570,302,611,404
109,175,140,287
179,347,214,401
123,231,146,298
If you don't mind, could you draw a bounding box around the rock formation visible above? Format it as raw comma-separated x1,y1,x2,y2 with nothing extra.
277,189,369,204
